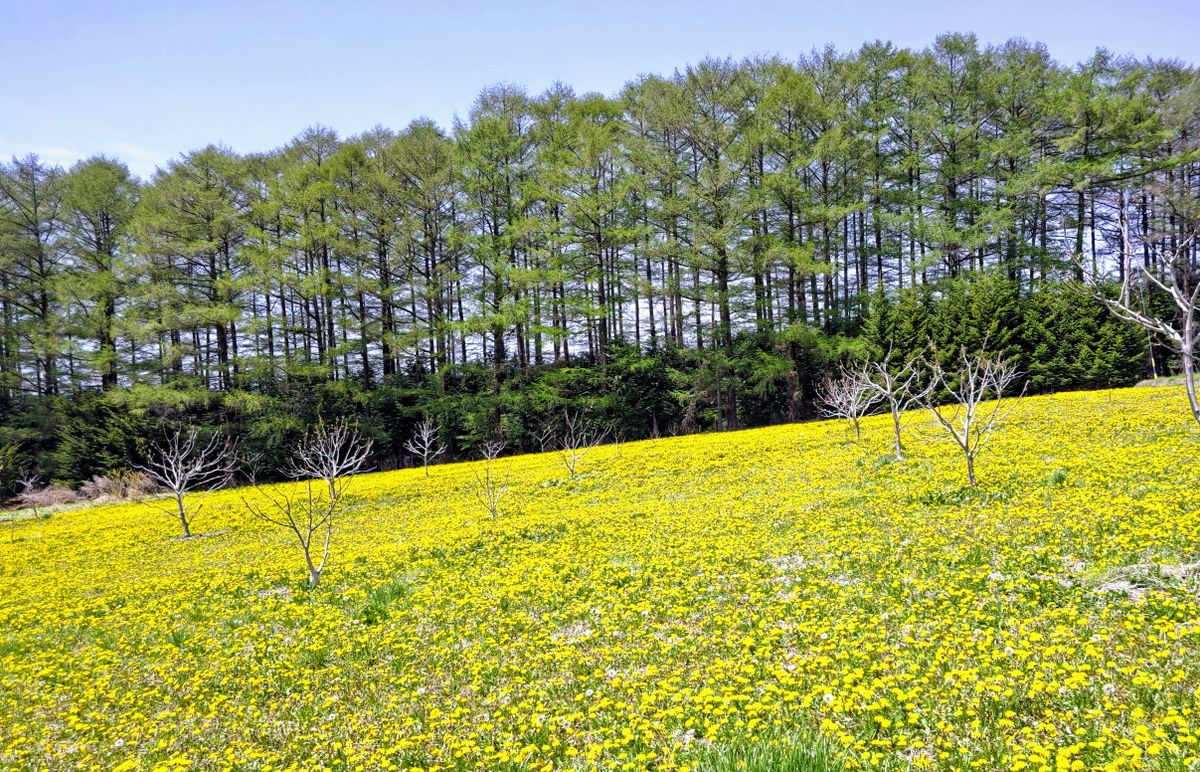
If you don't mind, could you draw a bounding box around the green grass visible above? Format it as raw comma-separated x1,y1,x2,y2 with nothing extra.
689,731,846,772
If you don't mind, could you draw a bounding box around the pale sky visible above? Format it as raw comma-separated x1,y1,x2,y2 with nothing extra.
2,0,1196,179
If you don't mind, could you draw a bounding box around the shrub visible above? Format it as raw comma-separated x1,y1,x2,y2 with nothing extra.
16,484,81,509
79,470,160,502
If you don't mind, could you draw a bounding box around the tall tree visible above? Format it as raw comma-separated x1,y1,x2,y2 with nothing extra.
61,157,139,389
0,155,65,396
134,146,248,389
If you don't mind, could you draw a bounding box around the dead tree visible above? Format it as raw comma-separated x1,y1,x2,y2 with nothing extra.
243,419,372,588
861,349,934,461
473,438,508,519
404,417,447,477
135,428,235,538
1083,192,1199,427
816,367,876,439
555,411,608,478
921,349,1024,486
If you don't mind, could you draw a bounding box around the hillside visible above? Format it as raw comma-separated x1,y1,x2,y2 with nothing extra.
2,387,1199,771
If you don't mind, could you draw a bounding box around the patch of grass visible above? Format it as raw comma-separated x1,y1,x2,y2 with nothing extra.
298,646,331,669
166,628,192,648
520,522,569,543
910,482,1014,507
358,574,412,625
1080,561,1199,596
689,730,845,772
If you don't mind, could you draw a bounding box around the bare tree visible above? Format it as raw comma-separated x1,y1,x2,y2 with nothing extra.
555,411,608,478
921,349,1024,486
135,428,235,538
535,424,557,453
243,419,373,588
816,367,877,439
861,349,934,461
473,438,508,519
1082,192,1199,427
232,446,267,487
404,417,447,477
10,475,39,542
16,476,40,514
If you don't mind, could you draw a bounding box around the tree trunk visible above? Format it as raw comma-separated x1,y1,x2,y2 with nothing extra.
1182,326,1199,428
176,494,190,538
304,545,321,588
892,407,903,461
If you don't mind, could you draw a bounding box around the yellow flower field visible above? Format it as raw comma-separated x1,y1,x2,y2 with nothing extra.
2,387,1199,771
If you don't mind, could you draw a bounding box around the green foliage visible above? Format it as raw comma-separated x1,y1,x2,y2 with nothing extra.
53,396,149,481
688,730,845,771
1020,285,1147,393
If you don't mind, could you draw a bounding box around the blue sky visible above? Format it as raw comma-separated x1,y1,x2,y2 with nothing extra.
2,0,1196,179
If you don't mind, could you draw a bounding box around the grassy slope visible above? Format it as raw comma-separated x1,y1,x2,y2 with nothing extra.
1,387,1199,771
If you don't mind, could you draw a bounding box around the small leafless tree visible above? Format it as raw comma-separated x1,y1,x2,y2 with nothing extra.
555,411,608,477
238,448,265,486
473,438,508,519
10,476,41,542
921,349,1024,486
535,424,557,453
404,417,447,477
816,367,877,439
243,419,373,588
135,428,236,538
16,476,40,515
1081,192,1199,427
861,349,934,461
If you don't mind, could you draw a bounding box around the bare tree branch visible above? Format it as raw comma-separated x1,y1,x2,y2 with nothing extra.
535,424,557,454
473,438,508,519
860,347,934,461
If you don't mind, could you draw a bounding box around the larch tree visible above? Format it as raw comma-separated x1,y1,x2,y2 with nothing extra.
61,156,139,389
0,155,66,396
134,146,249,389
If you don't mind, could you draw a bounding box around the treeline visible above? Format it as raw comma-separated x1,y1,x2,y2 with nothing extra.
1,33,1197,488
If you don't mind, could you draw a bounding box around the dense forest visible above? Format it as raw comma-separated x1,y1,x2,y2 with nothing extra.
1,33,1198,488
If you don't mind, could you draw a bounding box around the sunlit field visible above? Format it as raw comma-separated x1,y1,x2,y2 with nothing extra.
2,387,1199,771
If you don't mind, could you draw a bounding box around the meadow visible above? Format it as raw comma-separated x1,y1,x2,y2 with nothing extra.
2,386,1199,771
